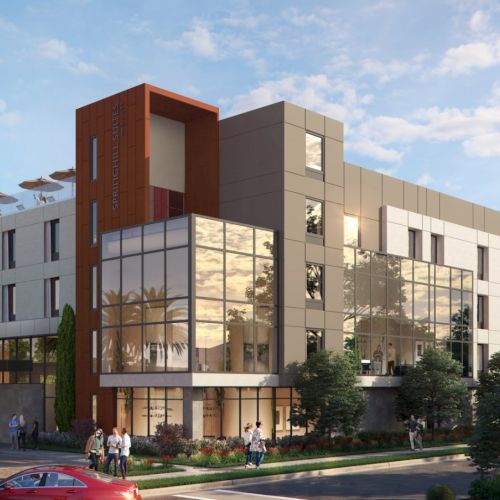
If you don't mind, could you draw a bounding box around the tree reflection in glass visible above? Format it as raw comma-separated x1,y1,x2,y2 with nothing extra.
306,264,323,300
306,199,323,235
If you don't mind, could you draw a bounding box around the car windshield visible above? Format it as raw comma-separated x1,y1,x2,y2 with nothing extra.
80,470,122,483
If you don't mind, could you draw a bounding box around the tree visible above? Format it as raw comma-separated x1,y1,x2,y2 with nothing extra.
468,351,500,476
55,304,76,432
291,351,366,436
395,347,468,439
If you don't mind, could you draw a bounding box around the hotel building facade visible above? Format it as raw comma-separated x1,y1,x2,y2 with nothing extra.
0,83,498,439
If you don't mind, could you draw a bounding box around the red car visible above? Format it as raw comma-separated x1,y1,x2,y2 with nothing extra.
0,465,142,499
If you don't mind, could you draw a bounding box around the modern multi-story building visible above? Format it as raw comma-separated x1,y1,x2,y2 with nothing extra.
0,83,498,439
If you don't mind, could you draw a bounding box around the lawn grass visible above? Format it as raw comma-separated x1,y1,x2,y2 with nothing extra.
137,446,466,490
127,464,184,476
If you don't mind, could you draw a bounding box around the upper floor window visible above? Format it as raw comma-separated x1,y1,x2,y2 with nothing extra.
45,219,60,262
91,265,97,310
2,229,15,269
2,284,15,321
306,133,323,172
408,230,416,259
306,263,323,301
344,215,359,247
45,278,60,317
430,234,438,264
90,201,97,246
306,329,324,358
478,295,486,329
91,330,98,374
478,246,486,281
306,198,323,236
90,136,98,181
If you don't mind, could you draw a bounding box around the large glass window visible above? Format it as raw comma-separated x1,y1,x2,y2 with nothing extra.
306,264,323,301
196,248,223,298
343,246,473,376
306,199,323,236
344,215,359,247
196,323,224,372
166,248,188,298
306,132,323,172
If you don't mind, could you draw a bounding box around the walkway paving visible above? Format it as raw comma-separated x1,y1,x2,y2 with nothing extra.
0,443,465,483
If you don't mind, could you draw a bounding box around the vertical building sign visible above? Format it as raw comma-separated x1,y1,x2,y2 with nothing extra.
111,102,125,211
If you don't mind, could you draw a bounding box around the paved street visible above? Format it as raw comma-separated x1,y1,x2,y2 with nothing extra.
162,459,476,500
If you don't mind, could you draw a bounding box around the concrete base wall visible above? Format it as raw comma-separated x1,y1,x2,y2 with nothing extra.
0,385,44,443
361,388,402,432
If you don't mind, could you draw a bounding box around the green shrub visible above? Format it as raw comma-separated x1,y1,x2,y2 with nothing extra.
469,475,500,500
426,484,455,500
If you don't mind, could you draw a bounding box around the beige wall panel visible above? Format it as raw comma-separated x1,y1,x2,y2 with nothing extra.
382,175,404,208
324,138,344,187
283,326,307,366
361,217,380,251
325,247,343,268
284,191,306,242
306,309,325,329
325,184,344,204
324,202,344,250
325,329,343,352
284,123,306,177
305,109,325,135
427,189,440,219
325,117,344,142
284,102,305,128
403,183,418,213
440,193,473,228
306,243,325,264
325,265,344,313
219,124,284,184
220,171,283,204
473,204,485,231
284,172,306,195
219,102,284,139
301,176,325,200
219,191,284,232
325,311,343,331
283,239,306,308
417,186,427,215
361,169,382,220
283,306,305,327
344,163,361,216
485,208,500,236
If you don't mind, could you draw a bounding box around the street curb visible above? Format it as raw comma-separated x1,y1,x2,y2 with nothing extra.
141,453,466,498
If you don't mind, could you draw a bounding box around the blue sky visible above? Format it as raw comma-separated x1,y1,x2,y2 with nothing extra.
1,0,500,207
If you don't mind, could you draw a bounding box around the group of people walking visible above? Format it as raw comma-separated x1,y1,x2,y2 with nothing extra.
84,426,131,479
8,413,39,451
243,421,266,469
408,415,425,451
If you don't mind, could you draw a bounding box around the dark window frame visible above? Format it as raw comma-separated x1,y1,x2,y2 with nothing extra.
478,246,486,281
477,295,486,329
50,219,60,261
90,201,97,246
408,229,416,259
50,278,59,317
90,136,98,181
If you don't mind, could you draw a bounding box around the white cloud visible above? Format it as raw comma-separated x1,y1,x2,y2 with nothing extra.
281,6,338,28
38,38,68,60
435,38,500,75
347,140,403,163
0,99,21,127
469,10,490,32
73,61,100,75
359,55,425,83
158,21,219,59
416,173,433,186
464,133,500,157
375,167,398,176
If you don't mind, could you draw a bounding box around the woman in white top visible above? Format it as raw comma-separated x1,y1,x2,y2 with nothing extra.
119,428,131,479
243,423,253,468
250,421,266,468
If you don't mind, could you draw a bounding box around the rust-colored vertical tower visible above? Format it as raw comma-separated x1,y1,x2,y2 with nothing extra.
75,84,218,430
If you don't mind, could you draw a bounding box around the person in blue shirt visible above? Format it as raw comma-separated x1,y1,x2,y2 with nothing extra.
8,414,19,450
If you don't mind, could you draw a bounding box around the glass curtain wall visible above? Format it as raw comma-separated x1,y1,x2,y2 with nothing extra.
343,246,473,376
195,217,277,374
101,215,277,375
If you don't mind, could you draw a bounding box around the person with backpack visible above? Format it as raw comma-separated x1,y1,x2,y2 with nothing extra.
243,423,253,468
